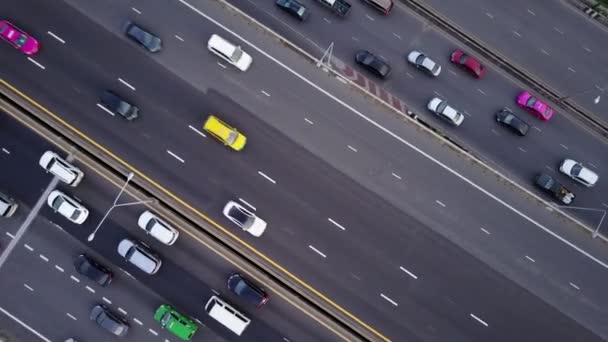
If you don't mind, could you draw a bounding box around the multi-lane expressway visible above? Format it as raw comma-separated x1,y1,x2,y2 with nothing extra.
1,0,607,341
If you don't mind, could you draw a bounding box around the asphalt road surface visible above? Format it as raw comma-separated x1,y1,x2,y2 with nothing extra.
0,0,607,341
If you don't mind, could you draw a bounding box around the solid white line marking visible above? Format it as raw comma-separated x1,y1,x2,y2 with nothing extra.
309,245,326,258
47,31,65,44
238,198,256,211
118,307,127,315
217,61,227,69
0,306,52,342
553,27,563,34
391,173,402,180
54,265,64,272
132,7,142,14
177,0,608,269
23,284,34,291
392,32,401,39
24,244,33,251
569,282,580,290
261,90,271,97
258,171,276,184
27,57,45,69
70,275,80,283
480,228,491,235
540,49,550,56
525,255,535,262
435,200,446,207
512,31,522,37
518,147,527,153
133,318,143,325
380,293,398,306
39,254,49,262
118,78,135,90
477,88,486,95
470,313,488,326
327,218,346,231
365,14,375,21
568,67,576,73
1,148,9,154
102,297,112,304
175,35,184,41
167,150,185,163
527,9,536,16
347,145,358,152
149,329,159,336
304,118,314,125
5,232,14,238
66,313,77,320
560,144,569,150
399,266,418,279
188,125,206,137
85,286,95,293
485,12,494,19
336,76,347,84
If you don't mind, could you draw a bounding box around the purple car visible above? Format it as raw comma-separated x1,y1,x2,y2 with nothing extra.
0,20,39,55
516,91,554,121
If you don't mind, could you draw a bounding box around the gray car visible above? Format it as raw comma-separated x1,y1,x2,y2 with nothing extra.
117,239,162,275
124,21,162,52
90,304,129,336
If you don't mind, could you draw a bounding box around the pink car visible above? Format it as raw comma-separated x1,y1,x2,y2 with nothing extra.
0,20,39,55
516,91,554,121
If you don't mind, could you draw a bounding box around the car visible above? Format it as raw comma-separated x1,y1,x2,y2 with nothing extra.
222,201,267,237
0,191,18,218
495,108,529,136
227,273,269,308
203,115,247,151
207,34,252,72
124,21,162,52
559,159,599,187
427,97,464,126
516,91,554,121
355,50,392,79
99,90,139,121
90,304,129,337
450,50,486,78
275,0,310,21
360,0,394,14
535,173,575,205
74,254,113,286
117,238,162,275
0,20,39,55
407,50,441,77
137,211,179,245
154,304,198,340
39,151,84,187
46,190,89,224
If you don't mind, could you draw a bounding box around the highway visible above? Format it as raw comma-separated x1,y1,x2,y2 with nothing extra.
0,0,607,341
0,114,338,341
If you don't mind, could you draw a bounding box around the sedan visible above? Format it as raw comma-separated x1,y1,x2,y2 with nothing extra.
207,34,252,72
39,150,84,186
203,115,247,151
427,97,464,126
559,159,599,187
0,20,39,55
47,190,89,224
516,91,554,121
0,191,18,218
450,50,486,78
407,50,441,76
275,0,310,21
137,211,179,245
355,50,392,79
227,273,269,308
99,91,139,120
90,304,129,337
124,21,162,52
222,201,267,237
74,254,113,286
495,108,529,136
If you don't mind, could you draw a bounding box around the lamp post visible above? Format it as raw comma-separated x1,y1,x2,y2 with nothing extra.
87,172,155,242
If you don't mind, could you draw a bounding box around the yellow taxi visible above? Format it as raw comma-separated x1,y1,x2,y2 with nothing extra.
203,115,247,151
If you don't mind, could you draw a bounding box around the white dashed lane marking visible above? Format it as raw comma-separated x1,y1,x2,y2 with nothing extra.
96,103,115,116
175,35,184,42
102,297,112,304
435,200,446,208
308,245,327,258
24,244,33,251
392,32,401,39
1,148,9,154
5,232,14,238
560,144,569,150
304,118,314,125
167,150,185,163
327,218,346,231
39,254,49,262
132,7,142,14
188,125,206,138
470,313,488,326
347,145,358,152
27,57,45,69
380,293,398,306
118,308,127,315
66,313,77,321
47,31,65,44
480,228,491,235
540,49,550,56
261,90,271,97
485,12,494,19
399,266,418,279
570,282,580,290
23,284,34,291
553,27,564,34
149,329,159,336
512,31,522,37
391,172,402,180
525,255,535,262
85,286,95,294
568,67,576,73
365,14,375,21
70,275,80,283
258,171,276,184
54,265,64,272
133,318,143,325
118,78,135,91
527,9,536,16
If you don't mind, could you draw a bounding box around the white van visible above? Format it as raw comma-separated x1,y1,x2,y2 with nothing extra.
205,296,250,336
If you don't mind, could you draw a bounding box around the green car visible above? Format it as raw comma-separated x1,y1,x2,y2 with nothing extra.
154,304,198,340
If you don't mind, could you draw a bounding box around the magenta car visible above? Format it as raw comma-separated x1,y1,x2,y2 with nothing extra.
516,91,554,121
0,20,39,55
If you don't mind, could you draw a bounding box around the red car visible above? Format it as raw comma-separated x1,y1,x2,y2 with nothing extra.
0,20,39,55
516,91,554,121
450,50,486,78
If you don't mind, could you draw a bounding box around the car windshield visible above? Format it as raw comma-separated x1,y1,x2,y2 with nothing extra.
226,131,238,144
233,280,252,296
526,96,537,107
161,312,172,326
15,33,27,47
502,113,514,124
458,54,468,64
415,54,426,65
571,164,583,176
0,23,7,33
52,196,65,210
116,101,131,116
228,207,253,227
543,108,552,116
436,101,448,113
231,47,243,62
70,209,82,220
145,219,157,232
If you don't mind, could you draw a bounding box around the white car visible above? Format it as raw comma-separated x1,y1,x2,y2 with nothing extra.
207,34,252,72
222,201,267,237
0,191,18,218
137,211,179,245
117,239,162,275
39,151,84,187
427,97,464,126
47,190,89,224
559,159,599,187
407,50,441,77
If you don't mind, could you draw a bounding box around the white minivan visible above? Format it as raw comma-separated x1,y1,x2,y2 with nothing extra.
205,296,250,336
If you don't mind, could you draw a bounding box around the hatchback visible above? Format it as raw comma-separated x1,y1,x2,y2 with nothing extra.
47,190,89,224
154,304,198,340
222,201,267,237
516,91,554,121
203,115,247,151
207,34,252,71
559,159,598,187
39,151,84,187
74,254,113,286
137,211,179,245
0,20,39,55
495,108,529,136
355,50,391,79
90,304,129,336
124,21,162,52
227,273,269,308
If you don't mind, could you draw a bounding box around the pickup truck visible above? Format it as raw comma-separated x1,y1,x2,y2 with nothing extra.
314,0,351,16
535,173,575,205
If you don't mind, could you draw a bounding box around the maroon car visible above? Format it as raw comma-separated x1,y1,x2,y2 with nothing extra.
450,50,486,78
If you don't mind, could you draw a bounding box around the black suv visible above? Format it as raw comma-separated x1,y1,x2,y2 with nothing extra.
227,273,269,308
124,22,162,52
74,254,113,286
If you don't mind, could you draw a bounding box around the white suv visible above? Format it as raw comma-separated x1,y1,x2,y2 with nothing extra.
137,211,179,245
39,151,84,186
207,34,252,72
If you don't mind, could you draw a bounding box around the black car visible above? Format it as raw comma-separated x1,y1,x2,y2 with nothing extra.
495,108,530,136
124,22,162,52
74,254,113,286
100,91,139,121
227,273,269,308
90,304,129,337
355,50,391,79
275,0,310,21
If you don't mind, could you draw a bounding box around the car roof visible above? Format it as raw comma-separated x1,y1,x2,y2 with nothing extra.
208,34,236,56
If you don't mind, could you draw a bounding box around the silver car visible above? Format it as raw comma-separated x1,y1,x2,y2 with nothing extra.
0,191,18,218
117,239,162,275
